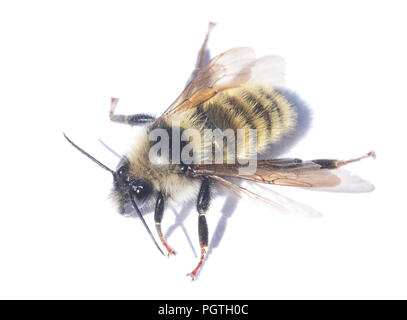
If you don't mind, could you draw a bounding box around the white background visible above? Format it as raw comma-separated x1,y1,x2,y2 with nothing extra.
0,0,406,299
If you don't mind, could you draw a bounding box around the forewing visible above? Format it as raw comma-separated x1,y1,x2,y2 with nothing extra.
194,158,373,192
157,47,254,120
155,48,285,122
309,168,374,193
254,160,341,188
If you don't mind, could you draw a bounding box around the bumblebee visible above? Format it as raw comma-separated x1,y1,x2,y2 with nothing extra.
64,23,375,279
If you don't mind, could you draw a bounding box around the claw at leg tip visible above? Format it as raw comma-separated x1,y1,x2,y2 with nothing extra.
187,273,197,281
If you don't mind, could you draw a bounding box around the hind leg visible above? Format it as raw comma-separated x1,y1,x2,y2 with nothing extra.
186,22,216,85
312,151,376,168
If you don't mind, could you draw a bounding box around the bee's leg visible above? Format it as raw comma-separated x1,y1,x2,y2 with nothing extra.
186,22,216,85
196,22,216,70
187,178,211,280
154,192,175,256
312,151,376,169
109,98,155,126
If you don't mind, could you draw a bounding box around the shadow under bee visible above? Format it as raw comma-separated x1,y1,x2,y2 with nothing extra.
163,186,239,261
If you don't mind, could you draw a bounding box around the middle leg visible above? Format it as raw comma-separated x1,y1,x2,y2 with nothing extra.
109,97,155,126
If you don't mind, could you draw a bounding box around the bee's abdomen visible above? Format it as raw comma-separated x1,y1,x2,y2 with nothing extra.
190,84,297,155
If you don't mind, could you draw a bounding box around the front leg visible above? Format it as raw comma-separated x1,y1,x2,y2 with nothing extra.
188,178,211,280
154,192,175,256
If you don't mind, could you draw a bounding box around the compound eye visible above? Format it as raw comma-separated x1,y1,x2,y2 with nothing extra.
130,180,152,206
133,185,145,199
116,162,129,179
118,166,126,176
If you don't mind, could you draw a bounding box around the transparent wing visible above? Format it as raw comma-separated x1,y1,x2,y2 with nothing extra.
250,55,285,88
155,47,285,121
309,168,374,193
212,175,321,218
194,159,340,188
194,157,374,192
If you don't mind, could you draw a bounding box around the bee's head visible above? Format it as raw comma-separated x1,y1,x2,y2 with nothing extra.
64,133,164,256
112,158,154,214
